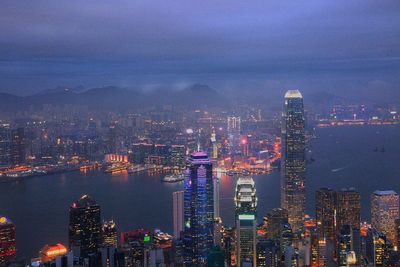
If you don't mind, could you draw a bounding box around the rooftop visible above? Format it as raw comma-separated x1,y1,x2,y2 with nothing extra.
284,90,303,99
373,190,398,196
0,216,13,225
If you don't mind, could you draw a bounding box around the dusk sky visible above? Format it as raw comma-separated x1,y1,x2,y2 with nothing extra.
1,1,399,99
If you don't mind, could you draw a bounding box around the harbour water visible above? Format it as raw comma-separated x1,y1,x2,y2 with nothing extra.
0,124,399,259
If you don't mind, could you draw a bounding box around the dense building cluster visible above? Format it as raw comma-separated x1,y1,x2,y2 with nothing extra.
1,91,400,267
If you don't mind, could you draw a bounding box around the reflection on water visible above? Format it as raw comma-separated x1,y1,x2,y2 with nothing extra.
0,125,399,259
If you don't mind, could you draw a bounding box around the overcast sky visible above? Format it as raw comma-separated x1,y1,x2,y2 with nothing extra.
0,0,399,99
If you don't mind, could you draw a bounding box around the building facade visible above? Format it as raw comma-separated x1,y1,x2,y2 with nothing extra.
281,90,306,233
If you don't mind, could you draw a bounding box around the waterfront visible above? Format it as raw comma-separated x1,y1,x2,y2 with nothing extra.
0,124,399,259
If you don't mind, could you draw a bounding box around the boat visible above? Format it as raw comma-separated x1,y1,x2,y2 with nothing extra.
128,165,146,173
161,173,184,183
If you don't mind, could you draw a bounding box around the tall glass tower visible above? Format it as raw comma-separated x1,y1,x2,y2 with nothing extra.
281,90,306,233
235,175,257,267
183,152,214,266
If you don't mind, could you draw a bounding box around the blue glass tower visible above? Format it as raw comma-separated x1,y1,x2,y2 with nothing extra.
183,152,214,266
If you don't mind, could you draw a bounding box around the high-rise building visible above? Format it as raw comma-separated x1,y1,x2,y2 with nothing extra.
366,228,390,267
336,188,361,233
371,190,400,245
266,208,288,240
316,188,336,265
102,220,117,247
0,124,11,167
281,90,306,233
183,151,214,266
214,176,220,219
10,127,25,166
227,116,241,155
235,175,257,267
0,216,16,265
69,195,102,257
396,218,400,250
173,191,184,238
316,188,336,242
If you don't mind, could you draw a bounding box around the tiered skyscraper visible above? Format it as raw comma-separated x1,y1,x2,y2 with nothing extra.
69,195,102,257
183,152,214,266
281,90,306,233
235,175,257,267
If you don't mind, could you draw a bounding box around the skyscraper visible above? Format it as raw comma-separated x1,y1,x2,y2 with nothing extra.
316,188,336,242
0,124,11,167
173,190,184,238
10,127,25,166
227,116,241,155
235,175,257,267
371,190,400,245
69,195,102,257
281,90,306,233
102,220,117,247
183,151,214,266
214,176,220,219
0,216,16,265
336,188,361,233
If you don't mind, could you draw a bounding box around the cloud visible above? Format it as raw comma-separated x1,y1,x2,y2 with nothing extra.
0,0,399,97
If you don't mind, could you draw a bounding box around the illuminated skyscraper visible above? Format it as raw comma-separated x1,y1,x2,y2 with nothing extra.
371,190,399,245
0,216,16,265
316,188,336,242
336,188,361,233
102,220,117,247
183,152,214,266
0,124,11,167
235,175,257,267
10,127,25,166
214,176,220,219
281,90,306,233
227,116,241,155
173,190,184,238
69,195,102,257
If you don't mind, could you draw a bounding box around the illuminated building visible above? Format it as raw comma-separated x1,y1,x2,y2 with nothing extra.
227,116,241,155
281,90,306,233
316,188,336,242
366,228,390,267
69,194,102,257
396,218,400,250
172,191,184,238
214,176,220,219
336,188,361,234
39,243,68,263
235,175,257,267
371,190,399,245
0,124,11,167
120,229,151,266
266,208,288,239
0,216,16,265
102,220,117,247
183,151,214,266
316,188,336,265
10,127,25,166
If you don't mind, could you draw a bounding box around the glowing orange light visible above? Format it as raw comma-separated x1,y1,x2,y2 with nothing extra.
45,244,67,257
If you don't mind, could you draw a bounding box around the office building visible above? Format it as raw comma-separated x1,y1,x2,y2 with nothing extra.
10,127,25,166
0,124,11,167
235,175,257,267
173,191,184,238
336,188,361,233
227,116,241,155
371,190,400,245
281,90,306,233
102,220,117,247
183,151,214,266
0,216,16,265
69,195,102,257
